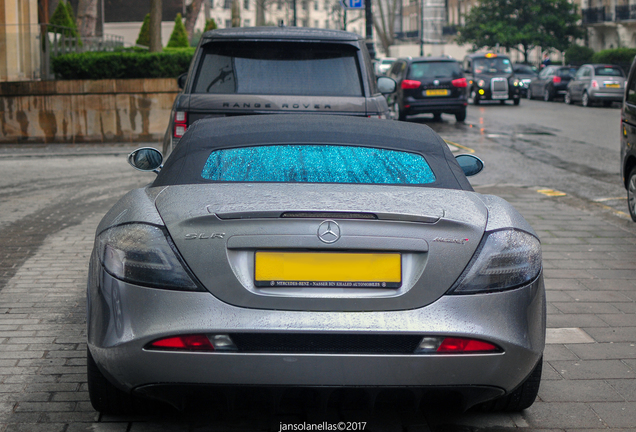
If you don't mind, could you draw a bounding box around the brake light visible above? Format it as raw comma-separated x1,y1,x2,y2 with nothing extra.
592,80,598,88
148,334,215,351
436,337,499,353
452,78,468,88
552,76,561,84
173,111,188,138
401,79,421,89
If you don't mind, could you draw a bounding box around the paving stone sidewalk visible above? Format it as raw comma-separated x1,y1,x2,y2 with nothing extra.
0,185,635,431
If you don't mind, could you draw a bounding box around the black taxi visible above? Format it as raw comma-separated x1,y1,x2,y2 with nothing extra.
463,52,521,105
621,56,636,221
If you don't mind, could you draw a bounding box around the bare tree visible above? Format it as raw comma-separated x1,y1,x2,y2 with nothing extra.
149,0,162,52
76,0,99,38
185,0,205,39
373,0,400,55
255,0,267,26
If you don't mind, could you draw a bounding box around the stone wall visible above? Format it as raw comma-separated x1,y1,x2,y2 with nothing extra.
0,78,179,144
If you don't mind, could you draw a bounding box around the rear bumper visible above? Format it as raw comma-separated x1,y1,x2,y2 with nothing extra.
589,90,623,102
88,270,545,406
403,96,468,114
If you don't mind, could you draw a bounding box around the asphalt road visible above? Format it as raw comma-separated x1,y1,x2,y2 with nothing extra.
419,97,629,219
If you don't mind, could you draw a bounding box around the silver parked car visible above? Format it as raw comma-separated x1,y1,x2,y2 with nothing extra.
565,64,626,107
87,115,545,414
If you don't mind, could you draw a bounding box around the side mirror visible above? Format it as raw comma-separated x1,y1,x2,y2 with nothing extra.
455,154,484,177
177,73,188,90
377,76,397,94
128,147,163,173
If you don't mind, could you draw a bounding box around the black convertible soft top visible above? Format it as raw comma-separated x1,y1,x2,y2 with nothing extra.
152,115,473,190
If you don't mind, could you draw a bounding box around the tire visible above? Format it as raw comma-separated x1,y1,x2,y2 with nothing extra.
470,89,480,105
513,98,520,106
432,113,442,121
564,91,573,105
500,100,506,105
603,101,613,107
582,91,591,107
478,357,542,412
527,87,533,99
393,102,406,121
455,109,466,122
543,87,552,102
87,348,136,414
628,167,636,222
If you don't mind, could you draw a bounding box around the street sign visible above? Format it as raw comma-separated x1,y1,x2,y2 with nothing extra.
340,0,364,9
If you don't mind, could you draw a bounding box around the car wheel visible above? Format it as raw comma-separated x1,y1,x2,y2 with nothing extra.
543,88,552,102
628,167,636,222
455,109,466,122
87,348,137,414
478,357,542,412
433,113,442,121
500,100,506,105
564,91,573,105
471,89,480,105
527,87,533,99
603,101,613,107
582,91,591,107
513,98,520,106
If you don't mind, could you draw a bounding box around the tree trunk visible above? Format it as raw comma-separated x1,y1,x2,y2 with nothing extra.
231,0,241,27
185,0,204,39
255,0,266,26
149,0,162,52
76,0,99,38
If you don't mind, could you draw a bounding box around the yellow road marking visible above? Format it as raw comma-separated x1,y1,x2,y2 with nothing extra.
443,139,475,154
537,189,567,197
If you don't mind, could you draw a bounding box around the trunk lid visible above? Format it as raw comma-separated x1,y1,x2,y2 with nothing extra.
155,183,488,312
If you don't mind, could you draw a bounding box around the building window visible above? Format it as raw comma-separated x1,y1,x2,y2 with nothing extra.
244,19,251,26
302,19,308,26
244,0,250,9
324,0,329,10
225,19,232,27
209,0,214,8
325,19,329,29
224,0,231,9
302,0,308,10
314,0,319,10
278,0,283,9
314,19,319,27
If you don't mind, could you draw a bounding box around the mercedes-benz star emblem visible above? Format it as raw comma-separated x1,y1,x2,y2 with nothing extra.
317,220,341,244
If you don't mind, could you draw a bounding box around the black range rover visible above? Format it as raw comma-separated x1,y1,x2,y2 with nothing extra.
463,53,521,105
163,27,396,155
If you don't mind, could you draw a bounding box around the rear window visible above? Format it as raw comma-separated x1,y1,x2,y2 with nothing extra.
595,66,624,77
193,42,363,96
408,61,462,80
201,145,436,184
557,68,577,78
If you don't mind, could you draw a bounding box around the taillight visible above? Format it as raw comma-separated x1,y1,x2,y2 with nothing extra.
401,79,421,89
592,80,598,88
452,78,467,88
552,76,561,84
415,336,500,354
148,334,215,351
173,111,188,138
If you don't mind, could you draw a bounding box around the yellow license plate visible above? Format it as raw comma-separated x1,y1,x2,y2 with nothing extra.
254,252,401,288
426,89,450,96
605,83,620,88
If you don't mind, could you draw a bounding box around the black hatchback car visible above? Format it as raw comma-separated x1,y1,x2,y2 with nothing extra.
527,65,578,102
385,57,468,122
463,53,521,105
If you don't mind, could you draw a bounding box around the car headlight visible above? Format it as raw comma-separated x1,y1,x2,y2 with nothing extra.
97,223,202,291
477,80,486,87
448,229,541,294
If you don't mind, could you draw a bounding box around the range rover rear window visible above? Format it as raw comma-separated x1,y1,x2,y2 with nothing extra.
193,42,363,97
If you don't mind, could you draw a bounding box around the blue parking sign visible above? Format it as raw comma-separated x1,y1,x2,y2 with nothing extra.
340,0,364,9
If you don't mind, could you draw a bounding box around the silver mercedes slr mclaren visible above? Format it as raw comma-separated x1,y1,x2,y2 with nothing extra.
87,115,545,414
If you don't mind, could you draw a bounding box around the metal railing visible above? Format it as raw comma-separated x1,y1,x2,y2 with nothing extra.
0,24,124,82
615,4,636,21
582,6,614,24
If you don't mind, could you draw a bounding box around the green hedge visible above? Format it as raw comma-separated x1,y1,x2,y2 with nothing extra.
591,48,636,74
564,45,594,66
51,49,195,80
